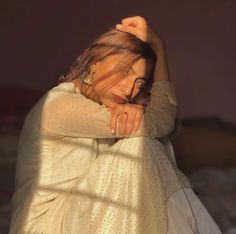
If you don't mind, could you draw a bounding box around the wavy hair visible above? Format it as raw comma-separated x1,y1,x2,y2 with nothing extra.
57,27,157,105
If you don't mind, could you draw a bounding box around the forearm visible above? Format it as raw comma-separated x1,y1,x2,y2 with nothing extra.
151,42,172,82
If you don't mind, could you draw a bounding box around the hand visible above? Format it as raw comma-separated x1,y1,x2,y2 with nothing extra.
116,15,164,52
108,103,145,136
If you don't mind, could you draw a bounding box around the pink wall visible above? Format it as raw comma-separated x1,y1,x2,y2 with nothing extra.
1,0,235,124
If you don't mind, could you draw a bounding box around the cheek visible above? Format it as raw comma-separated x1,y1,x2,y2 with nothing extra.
93,78,119,99
102,77,123,93
132,86,142,97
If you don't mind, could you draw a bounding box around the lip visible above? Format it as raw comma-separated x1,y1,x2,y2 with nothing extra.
111,93,127,103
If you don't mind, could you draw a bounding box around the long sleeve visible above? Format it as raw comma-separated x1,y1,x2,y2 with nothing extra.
40,80,177,139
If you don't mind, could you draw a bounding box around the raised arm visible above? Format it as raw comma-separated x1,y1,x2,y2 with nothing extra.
133,29,177,138
113,16,177,137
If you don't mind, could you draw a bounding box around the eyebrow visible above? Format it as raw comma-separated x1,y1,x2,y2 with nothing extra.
130,67,147,80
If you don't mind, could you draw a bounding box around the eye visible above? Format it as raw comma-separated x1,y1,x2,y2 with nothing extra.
135,79,146,89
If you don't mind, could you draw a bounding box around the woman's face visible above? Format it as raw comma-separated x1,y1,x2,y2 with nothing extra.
92,54,152,108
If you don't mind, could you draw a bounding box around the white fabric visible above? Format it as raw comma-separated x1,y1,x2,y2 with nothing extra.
167,188,222,234
9,81,222,233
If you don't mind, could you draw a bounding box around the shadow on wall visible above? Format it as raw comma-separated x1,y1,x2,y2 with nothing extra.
172,116,236,174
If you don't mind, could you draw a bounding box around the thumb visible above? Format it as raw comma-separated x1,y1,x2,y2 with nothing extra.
116,23,138,37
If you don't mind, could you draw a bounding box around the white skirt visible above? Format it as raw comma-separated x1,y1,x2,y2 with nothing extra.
10,137,222,234
161,137,222,234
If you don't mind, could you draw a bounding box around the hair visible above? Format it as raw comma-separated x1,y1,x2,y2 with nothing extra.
57,27,157,105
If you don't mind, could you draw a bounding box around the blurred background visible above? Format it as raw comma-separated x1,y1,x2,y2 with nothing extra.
0,0,235,233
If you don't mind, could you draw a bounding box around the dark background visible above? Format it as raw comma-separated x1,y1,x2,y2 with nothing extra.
1,0,236,123
0,0,236,233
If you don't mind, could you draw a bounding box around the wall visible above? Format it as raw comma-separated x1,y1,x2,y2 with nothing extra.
1,0,235,124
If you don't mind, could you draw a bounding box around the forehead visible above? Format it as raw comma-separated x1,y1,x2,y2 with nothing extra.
131,58,152,79
103,54,152,78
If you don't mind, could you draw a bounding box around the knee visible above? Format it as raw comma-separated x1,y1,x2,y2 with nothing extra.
113,136,163,156
118,136,161,147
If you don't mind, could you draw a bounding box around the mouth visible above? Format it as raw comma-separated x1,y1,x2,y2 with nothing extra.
111,93,127,104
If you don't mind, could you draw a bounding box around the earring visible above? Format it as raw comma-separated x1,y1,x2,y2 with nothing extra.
83,66,96,85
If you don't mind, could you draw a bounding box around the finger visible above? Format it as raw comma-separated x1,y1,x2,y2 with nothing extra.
110,109,120,134
132,110,144,134
125,111,137,136
118,112,128,136
115,23,138,36
121,16,142,24
121,18,137,27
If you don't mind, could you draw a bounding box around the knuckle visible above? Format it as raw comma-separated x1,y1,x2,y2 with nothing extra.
120,113,127,118
137,15,145,21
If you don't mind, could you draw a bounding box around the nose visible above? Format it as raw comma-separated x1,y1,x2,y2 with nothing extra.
121,79,134,98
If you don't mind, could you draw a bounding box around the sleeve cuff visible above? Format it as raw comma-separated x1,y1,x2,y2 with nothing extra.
151,80,178,106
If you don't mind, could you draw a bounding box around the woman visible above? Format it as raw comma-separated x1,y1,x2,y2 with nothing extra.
9,16,222,233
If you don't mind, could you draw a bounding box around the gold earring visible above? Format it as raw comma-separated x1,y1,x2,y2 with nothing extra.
83,66,96,85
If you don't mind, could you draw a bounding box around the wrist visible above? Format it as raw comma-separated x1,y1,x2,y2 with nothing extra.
148,33,165,53
150,40,165,54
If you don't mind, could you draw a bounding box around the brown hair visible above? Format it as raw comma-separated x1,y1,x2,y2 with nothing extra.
58,27,157,105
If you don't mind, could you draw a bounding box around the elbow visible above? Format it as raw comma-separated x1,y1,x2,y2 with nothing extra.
130,109,176,139
159,116,176,137
151,112,176,139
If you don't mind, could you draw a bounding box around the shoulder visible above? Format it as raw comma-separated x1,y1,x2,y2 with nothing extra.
35,82,87,111
46,82,77,102
40,82,107,120
26,82,81,124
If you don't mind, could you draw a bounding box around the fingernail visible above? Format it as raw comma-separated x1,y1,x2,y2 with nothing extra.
116,24,122,29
